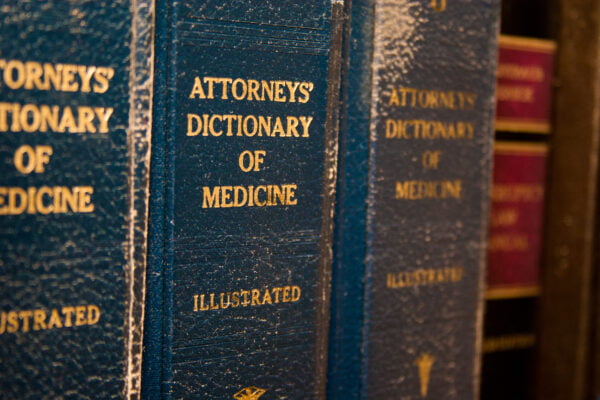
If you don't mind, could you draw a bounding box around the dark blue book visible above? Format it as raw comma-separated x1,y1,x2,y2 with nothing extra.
328,0,500,398
0,1,153,398
142,1,344,398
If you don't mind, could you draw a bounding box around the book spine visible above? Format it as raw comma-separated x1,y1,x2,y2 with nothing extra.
0,1,153,398
142,1,344,398
481,30,556,400
494,36,556,135
328,0,374,397
329,1,500,399
537,1,600,398
486,36,556,303
482,142,550,400
487,142,549,295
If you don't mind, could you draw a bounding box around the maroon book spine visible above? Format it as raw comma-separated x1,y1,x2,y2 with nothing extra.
487,142,548,298
481,34,555,400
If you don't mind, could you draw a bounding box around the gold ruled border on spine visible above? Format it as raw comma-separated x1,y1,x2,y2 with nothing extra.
499,34,557,54
494,141,549,155
495,118,551,134
485,285,541,300
483,333,536,353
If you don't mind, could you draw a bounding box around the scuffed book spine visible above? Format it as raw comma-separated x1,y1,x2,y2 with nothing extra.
126,0,155,398
142,1,344,399
329,1,500,399
0,1,153,399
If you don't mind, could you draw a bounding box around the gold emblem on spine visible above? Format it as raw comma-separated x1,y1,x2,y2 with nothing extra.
233,387,266,400
415,353,436,397
431,0,447,12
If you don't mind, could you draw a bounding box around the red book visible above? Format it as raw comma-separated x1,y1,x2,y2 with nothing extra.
495,35,556,134
486,142,548,299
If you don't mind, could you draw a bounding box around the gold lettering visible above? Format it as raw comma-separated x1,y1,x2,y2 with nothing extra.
488,234,529,251
87,305,101,325
491,184,544,202
187,77,314,103
202,186,220,208
186,113,313,138
285,81,300,102
220,293,231,309
18,310,33,332
3,60,26,89
0,102,113,134
202,184,298,208
75,306,87,326
389,87,474,109
483,334,536,353
199,294,209,311
209,293,219,310
232,292,240,307
92,67,114,93
272,287,282,303
387,267,464,289
496,84,535,103
282,286,291,302
61,64,79,92
62,307,75,327
395,180,462,200
0,305,101,334
291,286,301,302
431,0,447,11
262,289,272,305
0,61,113,93
77,65,96,93
33,310,47,330
497,63,545,82
490,208,519,227
299,116,313,137
298,82,313,103
193,286,302,312
251,289,261,305
47,309,63,329
6,312,18,333
385,119,474,140
0,186,95,215
189,77,207,99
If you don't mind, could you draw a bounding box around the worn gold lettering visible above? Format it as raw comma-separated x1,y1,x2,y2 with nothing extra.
193,286,302,311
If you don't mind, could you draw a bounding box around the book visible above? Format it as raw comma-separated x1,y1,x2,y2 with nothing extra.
480,4,557,399
0,1,153,398
141,1,344,398
482,140,551,400
537,0,600,398
486,142,549,296
494,36,556,135
481,34,556,400
327,0,500,398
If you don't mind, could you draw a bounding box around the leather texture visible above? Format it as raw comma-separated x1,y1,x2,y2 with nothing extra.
0,1,152,399
328,1,500,398
142,1,344,399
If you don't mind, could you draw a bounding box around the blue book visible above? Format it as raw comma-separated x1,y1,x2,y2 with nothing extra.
0,1,153,398
328,0,500,398
142,1,344,398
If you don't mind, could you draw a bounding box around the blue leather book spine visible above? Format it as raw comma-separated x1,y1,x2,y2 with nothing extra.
0,1,153,398
142,1,344,398
329,0,499,398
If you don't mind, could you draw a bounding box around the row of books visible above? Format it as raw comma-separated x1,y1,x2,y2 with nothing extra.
0,0,595,399
485,0,600,399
